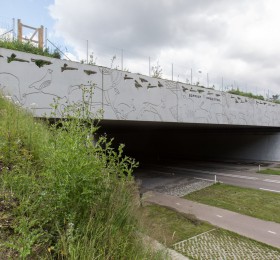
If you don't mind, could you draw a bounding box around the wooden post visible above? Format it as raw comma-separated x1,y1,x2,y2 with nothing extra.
17,19,22,42
17,19,44,49
38,25,44,49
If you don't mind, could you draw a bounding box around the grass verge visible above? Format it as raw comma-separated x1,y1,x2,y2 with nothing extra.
259,168,280,175
184,183,280,223
139,204,213,246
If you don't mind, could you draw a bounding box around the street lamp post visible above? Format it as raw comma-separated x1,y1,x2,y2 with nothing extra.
197,70,202,86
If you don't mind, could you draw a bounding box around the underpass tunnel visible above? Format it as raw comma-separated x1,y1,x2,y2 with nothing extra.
98,120,280,163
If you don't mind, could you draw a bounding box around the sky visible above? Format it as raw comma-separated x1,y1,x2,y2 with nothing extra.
1,0,280,97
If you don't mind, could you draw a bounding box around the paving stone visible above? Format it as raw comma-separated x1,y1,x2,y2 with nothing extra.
154,180,213,197
173,229,280,260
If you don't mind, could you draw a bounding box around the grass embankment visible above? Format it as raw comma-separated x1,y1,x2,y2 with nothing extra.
184,183,280,223
0,40,60,58
259,168,280,175
0,94,159,259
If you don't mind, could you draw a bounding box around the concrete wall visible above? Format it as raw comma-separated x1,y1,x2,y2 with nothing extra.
1,47,280,161
1,47,280,127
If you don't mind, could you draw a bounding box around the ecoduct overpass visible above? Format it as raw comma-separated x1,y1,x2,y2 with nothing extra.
1,47,280,162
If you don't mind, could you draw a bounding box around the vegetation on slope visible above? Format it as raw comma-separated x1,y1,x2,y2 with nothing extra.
227,89,265,100
0,93,157,259
0,39,60,58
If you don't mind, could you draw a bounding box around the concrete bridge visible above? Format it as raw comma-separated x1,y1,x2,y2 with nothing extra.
1,47,280,162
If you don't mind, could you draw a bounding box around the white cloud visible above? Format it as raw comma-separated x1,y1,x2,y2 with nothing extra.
49,0,280,95
62,51,79,62
0,27,14,40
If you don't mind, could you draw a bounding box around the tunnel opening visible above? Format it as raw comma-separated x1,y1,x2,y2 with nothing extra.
98,120,280,164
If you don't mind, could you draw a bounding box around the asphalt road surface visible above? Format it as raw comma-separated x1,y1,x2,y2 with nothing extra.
135,161,280,193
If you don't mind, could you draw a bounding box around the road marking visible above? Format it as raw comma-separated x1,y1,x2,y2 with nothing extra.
216,215,223,218
194,177,224,183
176,202,181,205
194,177,215,182
268,230,277,235
214,172,258,180
264,179,280,184
150,167,280,189
151,170,175,175
259,188,280,193
185,169,259,180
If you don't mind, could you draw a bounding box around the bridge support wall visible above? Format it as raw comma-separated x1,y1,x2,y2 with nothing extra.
1,48,280,162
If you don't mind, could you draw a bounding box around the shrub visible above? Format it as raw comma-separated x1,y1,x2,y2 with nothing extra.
0,40,61,59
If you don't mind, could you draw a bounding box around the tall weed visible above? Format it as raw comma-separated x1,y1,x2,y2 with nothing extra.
0,93,158,259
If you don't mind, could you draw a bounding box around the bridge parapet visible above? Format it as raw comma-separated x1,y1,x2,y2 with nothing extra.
0,47,279,127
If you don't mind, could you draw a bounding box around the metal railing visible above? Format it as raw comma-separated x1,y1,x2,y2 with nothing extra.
0,16,277,99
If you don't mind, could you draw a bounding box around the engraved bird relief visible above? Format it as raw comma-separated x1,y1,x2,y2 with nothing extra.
28,69,53,90
115,100,136,120
158,81,163,88
137,102,163,121
21,68,66,111
61,63,78,72
124,74,133,80
139,77,148,83
147,83,157,89
0,72,21,103
83,69,97,75
134,80,142,88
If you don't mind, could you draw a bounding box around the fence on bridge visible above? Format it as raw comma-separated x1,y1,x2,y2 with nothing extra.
0,16,15,40
0,16,70,60
0,16,277,100
17,19,44,49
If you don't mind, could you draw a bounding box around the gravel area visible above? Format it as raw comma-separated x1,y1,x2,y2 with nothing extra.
153,179,213,197
135,166,215,197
